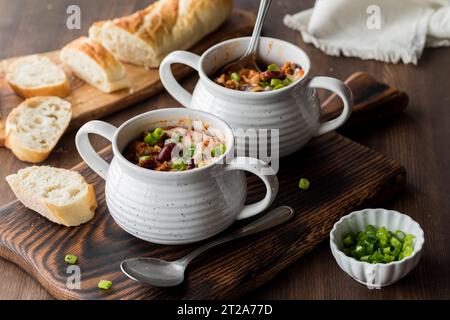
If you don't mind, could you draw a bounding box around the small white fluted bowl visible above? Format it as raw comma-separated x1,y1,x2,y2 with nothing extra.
330,209,425,289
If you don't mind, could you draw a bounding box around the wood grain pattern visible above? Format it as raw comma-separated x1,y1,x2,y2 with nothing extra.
0,132,406,300
0,9,255,146
0,72,407,299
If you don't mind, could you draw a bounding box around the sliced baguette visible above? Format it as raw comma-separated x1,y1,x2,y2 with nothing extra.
6,166,97,227
5,96,72,163
89,0,233,68
60,36,130,93
6,55,71,98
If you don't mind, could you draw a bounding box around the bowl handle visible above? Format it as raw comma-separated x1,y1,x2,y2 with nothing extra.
309,76,353,136
225,157,279,220
160,51,201,108
76,120,117,180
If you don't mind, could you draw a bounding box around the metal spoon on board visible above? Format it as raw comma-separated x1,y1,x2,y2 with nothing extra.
218,0,272,74
120,206,294,287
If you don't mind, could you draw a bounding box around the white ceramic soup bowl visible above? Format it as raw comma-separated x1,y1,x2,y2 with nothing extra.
76,108,278,245
160,37,353,158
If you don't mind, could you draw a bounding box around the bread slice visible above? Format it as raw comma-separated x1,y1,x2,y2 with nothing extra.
5,96,72,163
60,36,130,93
6,55,71,98
6,166,97,227
89,0,233,68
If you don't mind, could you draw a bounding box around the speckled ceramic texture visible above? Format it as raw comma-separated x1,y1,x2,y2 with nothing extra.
330,209,425,288
76,108,278,245
160,37,353,158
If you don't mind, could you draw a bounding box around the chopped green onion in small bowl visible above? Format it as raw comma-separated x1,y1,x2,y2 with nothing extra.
341,225,415,264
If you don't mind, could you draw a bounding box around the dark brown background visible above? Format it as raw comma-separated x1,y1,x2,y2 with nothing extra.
0,0,449,299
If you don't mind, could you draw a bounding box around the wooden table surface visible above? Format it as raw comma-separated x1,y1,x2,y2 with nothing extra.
0,0,449,300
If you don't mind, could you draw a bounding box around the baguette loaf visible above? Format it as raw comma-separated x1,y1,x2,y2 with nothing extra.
5,96,72,163
6,166,97,227
60,36,130,93
6,55,71,98
89,0,233,68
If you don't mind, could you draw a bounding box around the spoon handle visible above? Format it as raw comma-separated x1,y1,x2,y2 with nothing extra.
244,0,272,57
178,206,294,266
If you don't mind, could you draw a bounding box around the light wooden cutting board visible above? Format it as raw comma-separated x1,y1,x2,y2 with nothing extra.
0,9,255,147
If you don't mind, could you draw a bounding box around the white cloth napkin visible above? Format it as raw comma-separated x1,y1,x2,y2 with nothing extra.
284,0,450,64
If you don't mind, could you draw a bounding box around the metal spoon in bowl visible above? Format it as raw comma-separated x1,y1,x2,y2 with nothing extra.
218,0,272,75
120,206,294,287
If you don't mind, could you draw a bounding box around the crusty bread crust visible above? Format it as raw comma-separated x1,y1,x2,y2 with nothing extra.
45,184,97,227
5,129,50,163
60,36,130,93
89,0,233,68
7,79,71,99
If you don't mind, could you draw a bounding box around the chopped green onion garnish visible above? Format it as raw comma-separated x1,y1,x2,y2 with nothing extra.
298,178,310,190
282,78,292,86
64,254,78,265
153,128,164,139
267,63,279,71
342,225,416,264
270,78,282,87
139,155,151,161
188,144,196,157
343,235,354,246
144,133,157,145
98,280,112,290
260,81,269,88
144,128,164,145
230,72,240,82
211,144,226,157
273,84,285,90
172,158,187,171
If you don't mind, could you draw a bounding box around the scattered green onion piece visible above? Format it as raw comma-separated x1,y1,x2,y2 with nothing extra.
139,155,151,161
390,236,402,249
395,230,406,241
260,81,269,88
357,231,366,242
98,280,112,290
172,159,187,171
282,78,292,86
343,235,354,246
298,178,310,190
230,72,240,82
211,144,226,157
270,78,282,87
267,63,279,71
153,128,164,139
366,231,377,244
273,84,285,90
145,128,164,145
383,254,395,263
188,144,196,157
144,133,157,145
64,254,78,265
366,225,377,233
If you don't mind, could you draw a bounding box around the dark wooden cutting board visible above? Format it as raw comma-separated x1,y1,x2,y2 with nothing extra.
0,73,408,300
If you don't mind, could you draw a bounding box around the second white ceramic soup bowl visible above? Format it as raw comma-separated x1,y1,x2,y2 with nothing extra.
76,108,278,245
160,37,353,158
